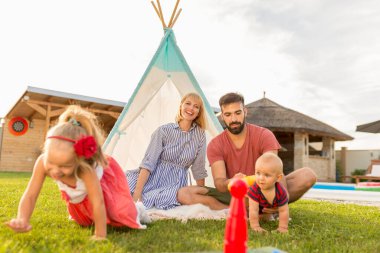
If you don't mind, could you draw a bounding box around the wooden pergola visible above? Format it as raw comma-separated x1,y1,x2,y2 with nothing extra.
1,86,125,172
5,86,125,136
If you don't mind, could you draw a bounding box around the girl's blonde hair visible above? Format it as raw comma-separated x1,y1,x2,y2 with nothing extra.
44,105,108,174
175,93,206,130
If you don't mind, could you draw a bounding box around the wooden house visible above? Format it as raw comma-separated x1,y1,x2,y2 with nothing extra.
0,86,125,172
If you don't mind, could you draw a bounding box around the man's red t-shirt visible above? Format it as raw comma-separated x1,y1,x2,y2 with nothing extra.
207,123,281,179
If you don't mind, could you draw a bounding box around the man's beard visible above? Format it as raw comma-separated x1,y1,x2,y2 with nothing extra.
225,119,245,135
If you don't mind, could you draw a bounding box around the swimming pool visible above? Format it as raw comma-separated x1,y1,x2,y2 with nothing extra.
312,183,355,191
304,182,380,203
312,182,380,192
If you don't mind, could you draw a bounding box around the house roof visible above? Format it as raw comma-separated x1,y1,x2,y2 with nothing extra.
5,86,126,131
356,120,380,134
244,97,353,141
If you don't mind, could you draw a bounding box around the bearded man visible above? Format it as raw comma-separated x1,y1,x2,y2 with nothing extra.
178,92,316,210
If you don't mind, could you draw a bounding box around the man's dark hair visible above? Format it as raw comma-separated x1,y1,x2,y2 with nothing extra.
219,92,245,108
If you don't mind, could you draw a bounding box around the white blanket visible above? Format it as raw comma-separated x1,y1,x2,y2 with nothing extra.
146,204,229,223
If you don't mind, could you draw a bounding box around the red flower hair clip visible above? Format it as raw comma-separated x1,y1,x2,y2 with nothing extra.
47,135,98,159
73,136,97,159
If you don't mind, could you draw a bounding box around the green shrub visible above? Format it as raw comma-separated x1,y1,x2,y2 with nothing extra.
351,168,367,183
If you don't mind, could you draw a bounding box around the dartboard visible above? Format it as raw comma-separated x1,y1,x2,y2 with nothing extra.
8,117,29,136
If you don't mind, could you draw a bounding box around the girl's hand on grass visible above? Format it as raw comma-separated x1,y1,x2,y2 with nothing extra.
276,227,288,233
252,226,268,233
5,219,32,233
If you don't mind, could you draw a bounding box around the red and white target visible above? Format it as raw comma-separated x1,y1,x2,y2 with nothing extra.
8,117,29,136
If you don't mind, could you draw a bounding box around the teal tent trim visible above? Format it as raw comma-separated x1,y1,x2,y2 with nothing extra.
104,30,173,149
165,31,223,132
104,28,223,149
155,29,186,72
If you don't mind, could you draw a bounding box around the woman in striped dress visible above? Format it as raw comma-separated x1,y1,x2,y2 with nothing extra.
126,93,208,210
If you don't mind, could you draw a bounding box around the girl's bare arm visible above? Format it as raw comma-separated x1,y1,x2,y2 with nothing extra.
6,155,46,232
81,169,107,239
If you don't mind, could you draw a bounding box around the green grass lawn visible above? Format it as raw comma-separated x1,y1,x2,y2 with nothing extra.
0,172,379,253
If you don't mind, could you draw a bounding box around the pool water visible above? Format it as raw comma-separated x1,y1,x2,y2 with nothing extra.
313,182,380,192
313,183,355,191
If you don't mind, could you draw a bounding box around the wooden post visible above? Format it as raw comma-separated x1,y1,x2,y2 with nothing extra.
44,104,51,138
341,147,347,181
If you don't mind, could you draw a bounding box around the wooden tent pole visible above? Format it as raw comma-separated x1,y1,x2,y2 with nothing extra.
169,8,182,28
156,0,167,28
168,0,181,28
150,1,165,28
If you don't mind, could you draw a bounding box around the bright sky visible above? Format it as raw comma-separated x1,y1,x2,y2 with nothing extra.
1,0,379,150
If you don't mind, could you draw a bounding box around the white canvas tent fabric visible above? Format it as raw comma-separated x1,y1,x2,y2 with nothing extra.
103,28,223,187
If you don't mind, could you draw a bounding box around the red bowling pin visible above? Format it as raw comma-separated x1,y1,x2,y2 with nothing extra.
224,179,248,253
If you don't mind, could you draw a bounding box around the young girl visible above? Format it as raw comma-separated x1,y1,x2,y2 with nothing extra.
6,105,147,239
248,153,289,233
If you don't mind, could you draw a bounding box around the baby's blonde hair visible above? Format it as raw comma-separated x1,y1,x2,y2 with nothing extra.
175,93,206,129
256,153,283,175
44,105,108,174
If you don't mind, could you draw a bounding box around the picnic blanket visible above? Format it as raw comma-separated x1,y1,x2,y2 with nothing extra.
146,204,229,222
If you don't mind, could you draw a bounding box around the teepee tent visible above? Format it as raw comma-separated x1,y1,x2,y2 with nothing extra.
103,0,223,186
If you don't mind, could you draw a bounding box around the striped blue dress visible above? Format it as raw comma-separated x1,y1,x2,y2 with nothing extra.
126,123,207,210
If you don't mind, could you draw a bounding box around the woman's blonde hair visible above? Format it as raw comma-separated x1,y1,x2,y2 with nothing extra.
44,105,108,174
175,93,206,129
